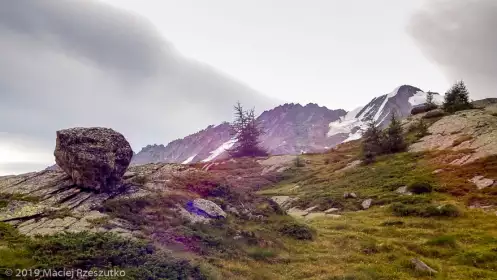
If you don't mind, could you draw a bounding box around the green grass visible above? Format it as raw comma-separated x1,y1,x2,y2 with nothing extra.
226,148,497,279
0,223,210,280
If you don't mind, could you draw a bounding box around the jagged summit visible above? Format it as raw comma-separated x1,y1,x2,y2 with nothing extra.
327,85,444,142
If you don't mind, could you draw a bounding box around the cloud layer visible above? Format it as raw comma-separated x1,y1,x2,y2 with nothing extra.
0,0,277,174
409,0,497,98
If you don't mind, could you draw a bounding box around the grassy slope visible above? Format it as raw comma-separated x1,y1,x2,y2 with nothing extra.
218,142,497,279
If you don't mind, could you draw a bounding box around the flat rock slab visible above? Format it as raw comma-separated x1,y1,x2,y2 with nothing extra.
469,176,495,190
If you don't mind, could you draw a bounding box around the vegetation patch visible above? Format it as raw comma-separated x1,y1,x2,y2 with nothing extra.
0,223,209,279
391,202,460,217
408,182,433,194
278,221,315,240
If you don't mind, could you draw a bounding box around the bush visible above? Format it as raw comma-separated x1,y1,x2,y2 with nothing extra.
408,182,433,194
425,235,457,248
247,248,278,261
278,222,315,240
294,156,305,167
391,203,460,218
0,229,208,280
443,81,473,113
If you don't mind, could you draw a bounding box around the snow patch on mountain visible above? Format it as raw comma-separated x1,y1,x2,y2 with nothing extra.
202,139,237,162
328,85,428,142
182,154,197,164
374,86,401,121
408,91,444,106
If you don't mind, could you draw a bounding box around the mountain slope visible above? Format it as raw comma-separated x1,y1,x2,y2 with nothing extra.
327,85,443,142
132,104,346,164
132,85,443,164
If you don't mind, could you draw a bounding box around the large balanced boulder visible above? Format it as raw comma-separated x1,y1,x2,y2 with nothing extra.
54,127,133,193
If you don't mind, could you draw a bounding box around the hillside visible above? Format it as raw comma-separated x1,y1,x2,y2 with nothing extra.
1,102,497,279
132,85,441,165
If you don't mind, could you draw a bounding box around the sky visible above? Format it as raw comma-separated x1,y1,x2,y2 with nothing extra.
0,0,496,175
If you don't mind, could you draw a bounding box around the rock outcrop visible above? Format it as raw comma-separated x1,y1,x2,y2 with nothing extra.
410,108,497,165
54,127,133,193
186,198,227,219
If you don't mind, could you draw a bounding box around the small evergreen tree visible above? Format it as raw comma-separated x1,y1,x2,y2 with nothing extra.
443,81,472,113
361,117,383,164
228,102,268,158
383,113,406,153
426,91,435,105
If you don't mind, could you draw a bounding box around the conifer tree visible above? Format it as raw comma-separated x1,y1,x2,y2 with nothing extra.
361,117,383,164
383,113,406,153
426,91,434,105
443,81,472,113
228,102,268,158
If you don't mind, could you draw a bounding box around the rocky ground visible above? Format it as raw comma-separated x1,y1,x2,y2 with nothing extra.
1,103,497,279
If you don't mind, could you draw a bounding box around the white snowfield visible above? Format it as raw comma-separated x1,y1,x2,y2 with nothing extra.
182,154,197,164
328,87,434,143
408,91,444,106
202,139,237,162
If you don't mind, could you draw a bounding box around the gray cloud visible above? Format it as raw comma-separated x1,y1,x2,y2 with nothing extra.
0,0,277,173
408,0,497,99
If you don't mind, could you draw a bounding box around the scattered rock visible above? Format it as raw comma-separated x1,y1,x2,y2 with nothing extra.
395,186,408,194
343,192,357,199
411,258,437,274
337,160,361,172
178,207,210,224
395,186,413,195
303,205,319,213
469,176,495,190
324,208,340,213
54,127,133,193
270,196,297,210
186,198,227,219
287,207,310,218
361,199,373,210
432,169,444,174
123,171,137,179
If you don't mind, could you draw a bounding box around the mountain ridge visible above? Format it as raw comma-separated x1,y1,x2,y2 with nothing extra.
132,85,442,164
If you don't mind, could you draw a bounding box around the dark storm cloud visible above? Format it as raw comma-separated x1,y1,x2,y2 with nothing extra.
408,0,497,98
0,0,277,164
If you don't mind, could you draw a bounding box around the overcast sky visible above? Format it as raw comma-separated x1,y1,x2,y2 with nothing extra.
1,0,496,175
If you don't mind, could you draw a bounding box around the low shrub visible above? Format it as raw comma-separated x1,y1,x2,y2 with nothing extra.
294,156,306,167
0,227,209,280
391,203,460,218
425,235,457,248
247,248,278,261
278,222,315,240
131,175,148,186
380,220,404,227
408,182,433,194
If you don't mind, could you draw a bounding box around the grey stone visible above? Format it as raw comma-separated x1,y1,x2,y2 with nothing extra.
324,208,340,213
191,198,227,218
469,176,495,190
411,258,437,274
54,127,133,193
361,199,373,210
